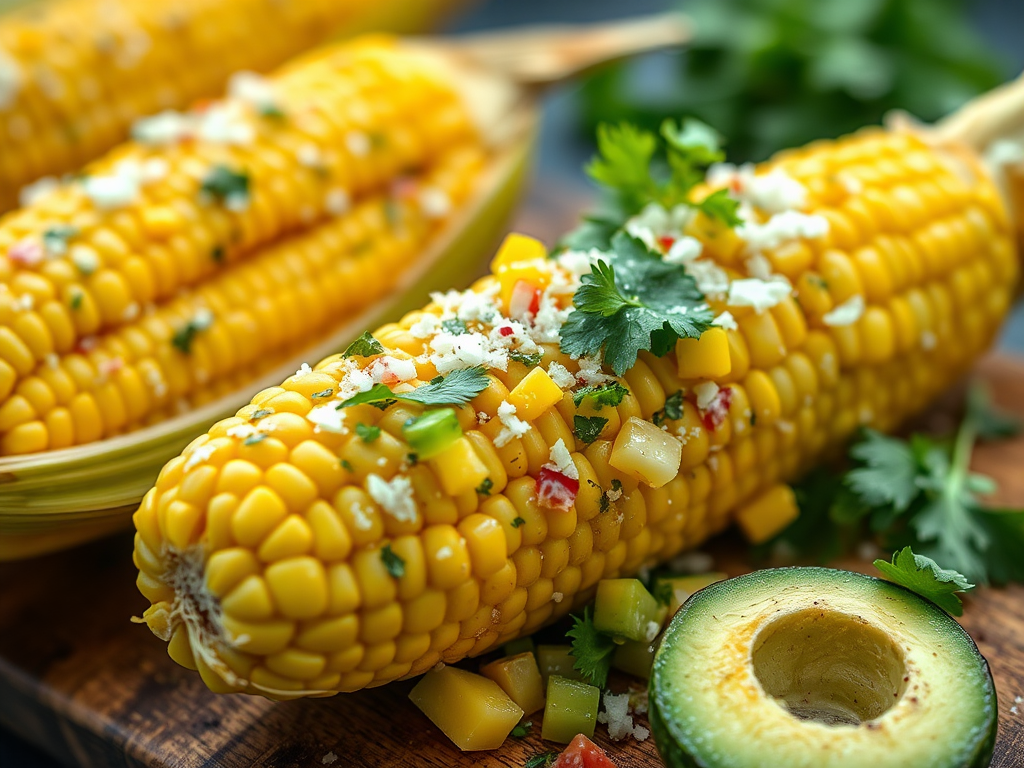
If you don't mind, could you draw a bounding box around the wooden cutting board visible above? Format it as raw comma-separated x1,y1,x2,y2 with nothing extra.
0,352,1022,767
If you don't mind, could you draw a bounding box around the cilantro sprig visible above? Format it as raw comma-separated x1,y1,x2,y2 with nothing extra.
875,547,973,617
770,385,1024,585
343,332,384,358
560,232,713,375
566,607,616,688
336,366,489,410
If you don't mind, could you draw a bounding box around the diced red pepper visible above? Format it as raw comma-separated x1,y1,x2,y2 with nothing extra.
657,235,676,252
8,238,43,267
499,325,515,337
700,386,733,431
536,467,579,511
528,288,542,315
509,280,542,321
551,734,618,768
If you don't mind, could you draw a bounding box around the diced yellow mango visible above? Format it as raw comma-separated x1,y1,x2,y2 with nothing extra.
676,327,731,379
429,436,489,496
735,483,798,543
481,652,546,715
409,666,524,751
609,416,682,488
491,233,548,271
508,368,563,421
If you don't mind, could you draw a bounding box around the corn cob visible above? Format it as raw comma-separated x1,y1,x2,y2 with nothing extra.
0,37,489,457
133,124,1017,699
0,0,466,213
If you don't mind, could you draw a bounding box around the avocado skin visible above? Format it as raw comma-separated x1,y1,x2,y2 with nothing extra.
648,567,999,768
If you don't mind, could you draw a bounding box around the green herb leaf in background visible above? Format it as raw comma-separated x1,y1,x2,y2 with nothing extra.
874,546,974,616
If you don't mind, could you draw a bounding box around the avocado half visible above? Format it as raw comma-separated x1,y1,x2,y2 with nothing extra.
649,568,997,768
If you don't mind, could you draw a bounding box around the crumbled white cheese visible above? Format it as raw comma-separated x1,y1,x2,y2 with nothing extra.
436,546,453,560
428,330,507,375
551,591,564,603
921,331,937,350
0,48,22,109
597,691,650,742
197,103,254,146
322,752,338,766
727,277,792,313
545,438,579,480
18,176,59,207
132,110,192,145
737,210,829,252
227,70,277,111
663,236,703,265
532,288,573,343
430,286,500,324
685,260,731,297
547,362,575,390
366,474,418,523
325,188,350,217
346,131,371,156
370,356,417,383
226,424,258,440
494,400,531,447
708,163,808,214
408,314,441,339
295,362,313,377
712,311,738,331
306,404,348,433
575,356,611,386
418,186,451,219
694,381,720,411
83,174,140,210
556,248,605,279
297,143,322,168
70,246,100,275
745,253,773,280
183,443,216,472
822,295,865,327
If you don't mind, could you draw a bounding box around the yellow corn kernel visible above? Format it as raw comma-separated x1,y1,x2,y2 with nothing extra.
409,667,524,751
676,327,731,379
265,557,329,620
232,486,289,548
221,575,276,622
737,311,787,369
423,524,471,590
205,548,261,597
610,417,682,488
258,516,315,562
735,484,799,543
508,368,563,421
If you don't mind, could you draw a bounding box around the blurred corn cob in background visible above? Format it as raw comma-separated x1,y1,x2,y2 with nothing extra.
0,0,467,213
0,15,693,559
133,92,1021,697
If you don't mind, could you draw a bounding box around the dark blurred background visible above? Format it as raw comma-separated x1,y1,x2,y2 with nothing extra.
2,0,1023,764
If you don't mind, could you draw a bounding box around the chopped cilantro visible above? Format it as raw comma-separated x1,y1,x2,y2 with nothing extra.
524,753,558,768
654,390,684,426
510,721,533,738
566,607,616,688
560,232,713,375
69,290,84,310
258,104,287,121
42,224,77,256
406,452,418,466
574,415,608,445
211,245,225,264
572,381,630,409
441,318,469,335
511,517,526,528
355,423,380,443
342,331,384,358
337,366,489,410
586,122,658,215
243,433,267,446
250,408,273,420
695,187,743,227
874,547,973,616
510,350,543,367
476,478,493,496
340,459,354,472
200,165,250,208
380,544,405,579
311,388,334,399
171,311,214,354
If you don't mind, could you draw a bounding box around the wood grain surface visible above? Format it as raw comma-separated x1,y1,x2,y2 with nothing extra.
0,353,1022,767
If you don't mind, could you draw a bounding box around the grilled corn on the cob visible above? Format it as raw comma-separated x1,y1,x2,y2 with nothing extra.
0,0,465,213
134,124,1018,698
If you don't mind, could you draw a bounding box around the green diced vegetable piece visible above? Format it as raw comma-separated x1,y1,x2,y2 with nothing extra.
654,572,728,615
612,638,657,679
402,408,462,460
541,675,600,743
537,645,586,684
504,637,537,658
593,578,662,642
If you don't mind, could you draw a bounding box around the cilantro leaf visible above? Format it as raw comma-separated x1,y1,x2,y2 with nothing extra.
343,331,384,358
560,232,713,375
200,165,250,207
574,415,608,445
560,215,620,252
695,188,743,227
311,388,334,399
511,517,526,528
844,429,919,512
476,478,493,496
380,544,406,579
874,547,973,616
337,367,489,409
524,753,558,768
660,118,725,168
653,581,674,606
243,433,267,446
442,318,469,335
510,721,533,738
171,311,214,354
655,390,685,426
586,123,658,213
566,607,616,688
510,350,543,367
572,382,629,409
355,423,380,443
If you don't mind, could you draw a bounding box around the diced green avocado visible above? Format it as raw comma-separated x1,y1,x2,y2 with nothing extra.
650,568,997,768
612,638,657,679
652,572,727,614
504,636,536,658
593,578,663,642
541,675,600,743
536,645,585,684
402,408,462,459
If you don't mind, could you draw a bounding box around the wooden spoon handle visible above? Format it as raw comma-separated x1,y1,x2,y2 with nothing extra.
934,69,1024,151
